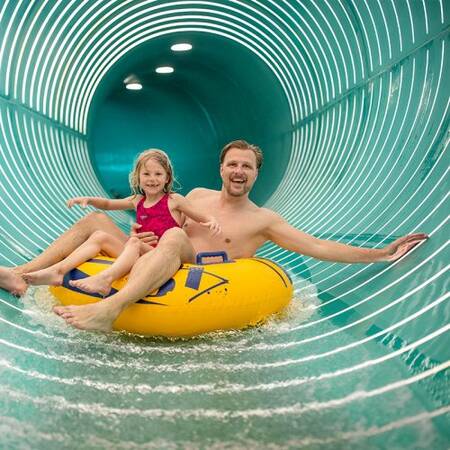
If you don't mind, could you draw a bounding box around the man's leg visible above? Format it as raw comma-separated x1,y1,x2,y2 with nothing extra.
53,228,195,332
23,230,127,287
0,212,127,295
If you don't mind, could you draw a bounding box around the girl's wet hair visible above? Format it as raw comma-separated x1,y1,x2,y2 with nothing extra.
129,149,175,195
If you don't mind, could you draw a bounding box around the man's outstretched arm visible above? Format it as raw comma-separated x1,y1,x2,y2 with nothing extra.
264,214,428,263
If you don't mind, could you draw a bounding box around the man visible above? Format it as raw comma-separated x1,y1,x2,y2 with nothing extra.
0,140,427,331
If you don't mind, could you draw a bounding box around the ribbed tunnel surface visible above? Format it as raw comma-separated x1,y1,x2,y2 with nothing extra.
0,1,449,448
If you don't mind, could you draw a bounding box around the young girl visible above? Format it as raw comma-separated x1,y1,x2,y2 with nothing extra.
24,149,220,296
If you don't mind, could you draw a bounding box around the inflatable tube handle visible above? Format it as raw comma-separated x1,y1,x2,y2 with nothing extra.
196,251,231,265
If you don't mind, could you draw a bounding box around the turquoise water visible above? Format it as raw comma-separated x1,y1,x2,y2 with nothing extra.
1,1,449,448
0,270,448,449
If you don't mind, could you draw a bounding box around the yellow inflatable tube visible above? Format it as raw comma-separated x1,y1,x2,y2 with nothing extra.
50,252,293,337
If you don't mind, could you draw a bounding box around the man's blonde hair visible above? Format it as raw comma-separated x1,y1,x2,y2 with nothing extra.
220,140,263,169
129,149,175,195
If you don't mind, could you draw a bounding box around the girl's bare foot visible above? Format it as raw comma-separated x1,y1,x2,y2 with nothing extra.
0,267,28,296
53,301,118,332
69,273,113,297
23,267,64,286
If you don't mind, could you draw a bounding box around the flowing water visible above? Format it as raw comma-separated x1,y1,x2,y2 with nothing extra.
0,271,448,449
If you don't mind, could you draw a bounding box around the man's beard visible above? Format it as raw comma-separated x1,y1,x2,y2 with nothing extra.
225,181,250,197
228,190,246,197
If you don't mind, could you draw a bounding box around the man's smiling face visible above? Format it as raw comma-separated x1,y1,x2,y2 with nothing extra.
220,148,258,197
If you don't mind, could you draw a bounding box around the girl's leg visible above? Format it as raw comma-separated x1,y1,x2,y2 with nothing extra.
23,231,126,286
70,238,152,297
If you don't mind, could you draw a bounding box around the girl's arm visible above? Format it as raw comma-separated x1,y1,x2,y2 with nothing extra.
171,193,221,235
67,195,136,211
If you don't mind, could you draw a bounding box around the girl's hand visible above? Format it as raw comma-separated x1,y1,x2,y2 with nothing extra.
67,197,90,208
130,223,159,247
200,217,222,236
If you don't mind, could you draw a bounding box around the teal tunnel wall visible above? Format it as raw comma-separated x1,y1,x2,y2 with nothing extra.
89,32,292,202
0,1,449,448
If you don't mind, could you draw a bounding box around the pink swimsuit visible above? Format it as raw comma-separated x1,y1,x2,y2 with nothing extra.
136,194,180,240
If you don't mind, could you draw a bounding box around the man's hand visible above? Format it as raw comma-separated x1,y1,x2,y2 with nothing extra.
130,223,158,247
200,217,222,236
383,233,428,262
67,197,90,208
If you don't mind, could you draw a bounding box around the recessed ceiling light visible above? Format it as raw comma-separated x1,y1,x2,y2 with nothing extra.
125,82,143,90
124,75,142,90
171,43,192,52
155,66,174,74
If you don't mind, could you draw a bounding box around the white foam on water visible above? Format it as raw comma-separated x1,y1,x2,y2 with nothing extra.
18,275,319,352
21,286,65,330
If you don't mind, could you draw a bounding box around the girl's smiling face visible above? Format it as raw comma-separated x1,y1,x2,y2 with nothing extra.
139,158,169,197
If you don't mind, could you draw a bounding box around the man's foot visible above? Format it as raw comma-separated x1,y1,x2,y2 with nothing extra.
69,273,113,297
0,267,28,296
23,267,64,286
53,301,118,332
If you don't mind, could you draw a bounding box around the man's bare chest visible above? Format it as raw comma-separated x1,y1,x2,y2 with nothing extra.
185,208,267,257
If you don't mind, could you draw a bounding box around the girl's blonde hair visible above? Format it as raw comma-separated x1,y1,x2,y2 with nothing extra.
129,149,175,195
